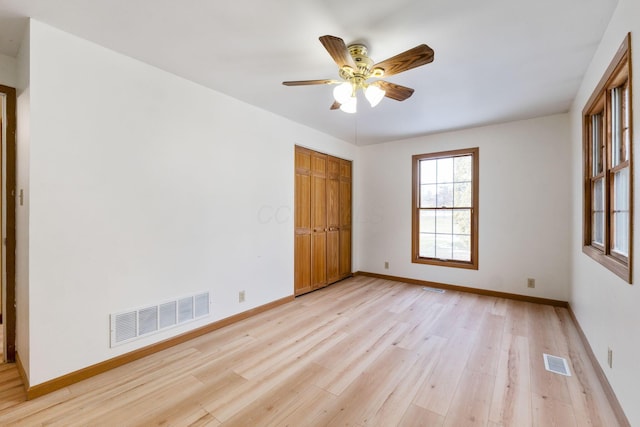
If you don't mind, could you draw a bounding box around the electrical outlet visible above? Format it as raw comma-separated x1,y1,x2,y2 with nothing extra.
239,290,246,303
608,347,613,368
384,261,389,269
527,278,535,288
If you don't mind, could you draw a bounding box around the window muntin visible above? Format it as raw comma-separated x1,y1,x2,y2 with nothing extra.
412,148,478,269
582,33,633,283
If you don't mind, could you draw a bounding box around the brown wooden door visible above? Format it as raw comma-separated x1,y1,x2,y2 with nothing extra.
294,148,312,295
339,159,352,278
294,146,352,296
326,156,341,284
310,152,327,289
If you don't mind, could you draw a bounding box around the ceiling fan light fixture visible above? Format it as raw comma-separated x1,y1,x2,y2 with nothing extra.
333,82,353,105
365,84,386,107
339,96,357,113
283,35,434,113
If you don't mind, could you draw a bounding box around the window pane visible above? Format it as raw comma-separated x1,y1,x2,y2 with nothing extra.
623,84,630,163
420,159,437,184
614,168,629,211
613,167,629,256
592,212,604,246
453,209,471,234
419,210,435,233
435,234,453,259
437,184,454,207
435,210,453,234
419,233,436,258
593,178,604,212
612,86,623,167
592,178,604,246
592,113,603,175
454,156,472,182
613,212,629,256
437,157,454,183
454,182,471,207
420,184,437,208
452,235,471,261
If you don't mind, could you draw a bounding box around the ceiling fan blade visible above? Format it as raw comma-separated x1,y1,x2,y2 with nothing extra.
319,35,357,69
282,79,337,86
372,44,434,77
373,81,415,101
330,101,341,110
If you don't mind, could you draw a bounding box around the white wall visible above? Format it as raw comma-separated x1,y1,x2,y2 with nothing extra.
569,0,640,424
24,20,357,386
0,53,17,88
356,114,571,301
15,22,30,376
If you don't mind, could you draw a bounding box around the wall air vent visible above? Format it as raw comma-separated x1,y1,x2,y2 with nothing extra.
110,292,210,347
543,353,571,376
422,286,445,294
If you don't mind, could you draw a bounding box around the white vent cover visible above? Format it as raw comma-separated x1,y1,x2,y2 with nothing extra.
110,292,210,347
422,286,445,294
543,353,571,376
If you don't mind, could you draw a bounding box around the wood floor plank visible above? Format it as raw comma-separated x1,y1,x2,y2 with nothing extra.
532,392,578,427
442,368,496,427
395,301,446,350
220,362,325,427
503,299,530,337
466,312,505,375
490,388,532,427
201,337,336,422
0,277,624,426
87,374,207,426
413,325,477,416
232,314,349,379
400,404,445,427
488,333,532,426
313,320,410,395
324,345,425,425
276,385,340,426
365,335,447,426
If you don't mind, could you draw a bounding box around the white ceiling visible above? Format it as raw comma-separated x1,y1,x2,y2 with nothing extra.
0,0,618,145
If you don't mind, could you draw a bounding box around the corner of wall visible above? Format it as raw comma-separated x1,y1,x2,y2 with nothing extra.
14,18,31,383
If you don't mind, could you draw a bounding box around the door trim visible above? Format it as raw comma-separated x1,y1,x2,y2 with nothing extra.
0,84,17,362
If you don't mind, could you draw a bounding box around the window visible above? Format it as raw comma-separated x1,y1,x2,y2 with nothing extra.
412,147,479,269
583,33,633,283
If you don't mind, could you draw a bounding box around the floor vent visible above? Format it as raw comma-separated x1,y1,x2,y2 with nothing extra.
110,291,210,347
543,353,571,376
422,286,445,294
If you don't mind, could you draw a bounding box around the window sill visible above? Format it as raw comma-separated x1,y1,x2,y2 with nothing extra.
412,257,478,270
582,245,631,284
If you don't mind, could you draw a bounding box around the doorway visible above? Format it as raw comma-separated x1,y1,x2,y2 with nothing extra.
0,84,17,363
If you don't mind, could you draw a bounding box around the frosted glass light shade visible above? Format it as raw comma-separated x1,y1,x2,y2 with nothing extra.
365,85,386,107
333,82,353,104
340,96,357,113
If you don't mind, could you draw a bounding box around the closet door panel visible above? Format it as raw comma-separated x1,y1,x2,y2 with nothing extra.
339,228,351,278
294,147,312,294
311,153,328,289
326,156,341,283
295,234,311,293
339,160,352,278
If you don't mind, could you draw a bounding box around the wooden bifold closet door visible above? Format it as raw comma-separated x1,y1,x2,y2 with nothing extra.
294,146,352,296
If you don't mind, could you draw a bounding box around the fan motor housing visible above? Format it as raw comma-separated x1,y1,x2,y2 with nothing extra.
347,44,373,79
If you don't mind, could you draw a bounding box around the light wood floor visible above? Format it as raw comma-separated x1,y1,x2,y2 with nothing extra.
0,276,622,426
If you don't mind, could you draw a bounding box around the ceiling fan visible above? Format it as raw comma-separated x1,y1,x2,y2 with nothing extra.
283,35,434,113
